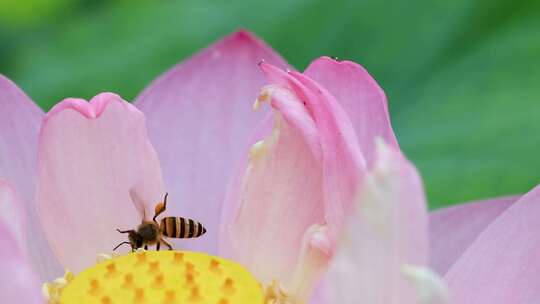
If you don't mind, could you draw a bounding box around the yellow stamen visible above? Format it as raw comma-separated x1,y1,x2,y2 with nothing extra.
44,250,265,304
264,280,293,304
42,270,73,304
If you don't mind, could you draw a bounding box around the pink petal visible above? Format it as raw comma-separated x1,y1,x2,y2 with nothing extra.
444,185,540,303
304,57,399,166
321,141,429,304
429,195,518,275
134,30,289,254
219,63,364,298
36,93,166,273
220,84,325,288
0,194,41,304
263,64,366,239
0,75,62,281
0,75,41,205
0,180,26,251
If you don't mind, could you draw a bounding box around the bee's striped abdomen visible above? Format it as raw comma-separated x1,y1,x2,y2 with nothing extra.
160,217,207,238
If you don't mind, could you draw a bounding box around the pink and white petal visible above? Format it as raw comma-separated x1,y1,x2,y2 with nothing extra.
36,93,166,273
220,87,326,287
135,30,289,254
261,64,366,240
0,220,42,304
445,185,540,303
0,75,41,210
321,141,429,304
220,64,364,295
429,195,518,275
0,75,62,281
304,57,399,166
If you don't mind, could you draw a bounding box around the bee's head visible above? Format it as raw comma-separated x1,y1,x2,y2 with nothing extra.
128,231,144,250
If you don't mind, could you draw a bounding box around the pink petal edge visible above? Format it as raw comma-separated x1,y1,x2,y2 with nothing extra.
36,93,166,273
135,30,289,254
445,184,540,303
45,92,116,120
0,74,63,281
429,195,518,275
304,56,399,166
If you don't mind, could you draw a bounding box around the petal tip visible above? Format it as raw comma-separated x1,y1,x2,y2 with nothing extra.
306,56,388,103
136,29,287,105
44,93,132,121
311,55,367,71
228,28,259,43
225,29,276,58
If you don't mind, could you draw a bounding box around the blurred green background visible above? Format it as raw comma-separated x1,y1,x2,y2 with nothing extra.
1,0,539,209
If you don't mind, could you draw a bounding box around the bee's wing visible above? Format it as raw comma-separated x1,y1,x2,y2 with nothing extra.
129,188,147,221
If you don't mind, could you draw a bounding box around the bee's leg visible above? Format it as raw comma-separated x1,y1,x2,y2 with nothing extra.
162,239,173,250
113,241,131,251
156,242,161,251
152,192,168,223
117,229,135,234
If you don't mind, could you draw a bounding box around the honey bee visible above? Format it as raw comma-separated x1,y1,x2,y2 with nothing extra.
114,193,207,251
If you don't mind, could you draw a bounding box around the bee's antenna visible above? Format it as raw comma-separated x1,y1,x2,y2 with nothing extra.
113,241,131,251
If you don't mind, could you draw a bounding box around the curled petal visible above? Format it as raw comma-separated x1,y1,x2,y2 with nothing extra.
321,141,429,304
304,56,399,166
445,185,540,303
135,30,289,254
0,218,41,304
0,75,62,281
220,64,364,295
262,63,366,240
36,93,166,272
221,88,325,287
429,195,517,275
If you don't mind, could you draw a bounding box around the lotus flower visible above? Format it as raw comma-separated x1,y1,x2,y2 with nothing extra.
0,30,538,304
